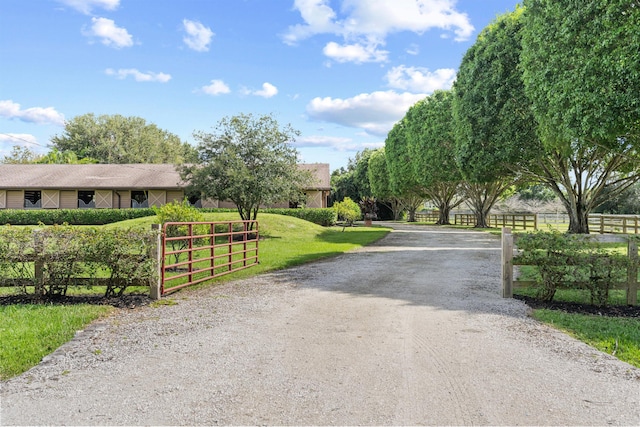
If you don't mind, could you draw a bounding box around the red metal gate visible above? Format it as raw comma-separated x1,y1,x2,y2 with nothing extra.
161,220,259,295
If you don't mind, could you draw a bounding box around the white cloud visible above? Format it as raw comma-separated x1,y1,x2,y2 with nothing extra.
406,43,420,55
243,82,278,98
201,79,231,95
105,68,171,83
0,100,65,126
295,135,352,148
323,41,388,63
385,66,456,93
296,135,383,152
306,90,426,136
295,135,383,152
57,0,119,15
282,0,340,45
183,19,214,52
84,17,133,48
284,0,474,63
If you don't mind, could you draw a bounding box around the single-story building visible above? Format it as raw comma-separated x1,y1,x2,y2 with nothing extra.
0,163,331,210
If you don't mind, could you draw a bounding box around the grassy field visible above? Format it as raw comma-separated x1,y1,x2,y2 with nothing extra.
0,213,390,379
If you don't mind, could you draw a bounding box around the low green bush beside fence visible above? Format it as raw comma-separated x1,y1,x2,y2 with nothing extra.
503,229,638,306
0,225,158,297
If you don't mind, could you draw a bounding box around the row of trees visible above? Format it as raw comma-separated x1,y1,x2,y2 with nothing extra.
367,1,639,234
3,113,197,165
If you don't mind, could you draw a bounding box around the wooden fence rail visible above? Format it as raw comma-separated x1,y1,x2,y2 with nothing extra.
414,212,440,223
501,227,639,305
454,213,537,230
589,214,640,234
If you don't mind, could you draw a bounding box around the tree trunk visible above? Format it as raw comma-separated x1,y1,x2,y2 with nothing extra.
437,204,451,225
390,199,403,221
462,181,510,228
565,198,590,234
408,207,417,222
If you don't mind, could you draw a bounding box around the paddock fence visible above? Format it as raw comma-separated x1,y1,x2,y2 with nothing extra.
501,227,639,305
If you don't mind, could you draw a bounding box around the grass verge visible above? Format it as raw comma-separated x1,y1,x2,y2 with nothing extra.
531,309,640,368
0,304,113,380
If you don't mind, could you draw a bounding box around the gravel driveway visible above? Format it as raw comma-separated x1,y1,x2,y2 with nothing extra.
1,223,639,426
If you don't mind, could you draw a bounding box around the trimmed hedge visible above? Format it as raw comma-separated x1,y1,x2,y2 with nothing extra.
0,208,156,225
0,207,337,227
0,225,157,297
261,208,337,226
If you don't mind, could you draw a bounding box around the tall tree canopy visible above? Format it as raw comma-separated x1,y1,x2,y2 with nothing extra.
385,120,425,222
51,113,197,164
405,90,465,225
180,113,311,224
367,148,403,220
453,7,539,227
521,0,640,233
329,149,374,205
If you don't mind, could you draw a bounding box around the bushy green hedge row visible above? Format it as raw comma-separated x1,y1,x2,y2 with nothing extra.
261,208,337,226
0,208,156,225
0,225,157,297
515,230,630,307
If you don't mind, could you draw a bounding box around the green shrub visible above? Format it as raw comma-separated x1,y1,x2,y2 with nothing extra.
515,230,629,306
0,208,156,225
333,197,361,228
154,200,206,266
260,208,337,226
0,225,157,297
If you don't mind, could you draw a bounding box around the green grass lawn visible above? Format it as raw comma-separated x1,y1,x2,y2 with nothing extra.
0,213,390,380
0,304,114,379
531,309,640,368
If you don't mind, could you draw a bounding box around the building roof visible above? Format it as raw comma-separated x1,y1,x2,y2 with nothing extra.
299,163,331,191
0,163,331,191
0,164,185,190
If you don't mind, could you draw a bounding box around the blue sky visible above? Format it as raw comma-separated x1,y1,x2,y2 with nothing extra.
0,0,520,171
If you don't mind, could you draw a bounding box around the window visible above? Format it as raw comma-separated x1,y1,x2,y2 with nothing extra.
78,190,95,208
24,191,41,208
188,194,202,208
131,191,148,208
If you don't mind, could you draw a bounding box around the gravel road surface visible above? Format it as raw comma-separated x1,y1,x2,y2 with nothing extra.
1,223,639,426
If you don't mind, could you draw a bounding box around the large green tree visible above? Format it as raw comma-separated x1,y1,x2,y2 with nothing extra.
180,113,311,224
367,148,403,220
329,149,374,205
453,7,539,228
385,120,425,222
521,0,640,233
406,90,465,225
51,113,197,164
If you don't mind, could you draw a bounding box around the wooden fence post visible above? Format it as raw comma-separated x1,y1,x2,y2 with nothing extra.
502,227,513,298
149,224,162,300
628,239,638,306
33,230,44,297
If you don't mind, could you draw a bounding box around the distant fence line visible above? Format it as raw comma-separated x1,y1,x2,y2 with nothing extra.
415,211,640,233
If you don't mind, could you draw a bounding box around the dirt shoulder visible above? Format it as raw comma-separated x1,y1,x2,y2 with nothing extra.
1,224,639,426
